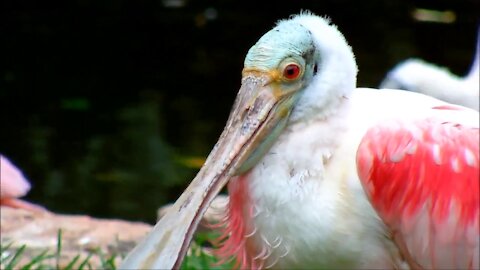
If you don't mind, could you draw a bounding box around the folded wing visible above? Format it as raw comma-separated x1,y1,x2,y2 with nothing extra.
356,105,479,269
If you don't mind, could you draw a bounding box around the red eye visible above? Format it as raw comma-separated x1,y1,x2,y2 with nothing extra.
283,63,301,80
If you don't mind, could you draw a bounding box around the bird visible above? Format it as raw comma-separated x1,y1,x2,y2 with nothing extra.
120,12,479,269
0,154,45,211
379,31,479,111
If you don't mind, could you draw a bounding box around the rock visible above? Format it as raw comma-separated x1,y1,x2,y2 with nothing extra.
0,207,151,269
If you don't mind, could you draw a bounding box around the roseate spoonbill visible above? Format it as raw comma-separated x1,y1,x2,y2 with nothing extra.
120,12,479,269
0,155,45,211
380,31,479,111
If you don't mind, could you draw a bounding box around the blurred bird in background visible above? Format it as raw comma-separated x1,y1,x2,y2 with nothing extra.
380,29,479,111
1,155,46,211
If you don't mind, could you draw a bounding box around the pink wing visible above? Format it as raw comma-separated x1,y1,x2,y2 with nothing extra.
356,107,479,269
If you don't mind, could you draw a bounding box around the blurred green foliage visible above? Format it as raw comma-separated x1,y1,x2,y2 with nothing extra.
24,94,197,222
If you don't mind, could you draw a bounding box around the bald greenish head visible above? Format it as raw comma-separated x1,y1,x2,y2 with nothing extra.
242,13,357,125
245,20,318,74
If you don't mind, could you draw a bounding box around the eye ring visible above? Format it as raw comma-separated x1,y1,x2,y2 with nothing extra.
283,63,301,80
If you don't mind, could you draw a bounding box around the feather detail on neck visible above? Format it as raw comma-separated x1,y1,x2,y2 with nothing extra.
212,175,264,269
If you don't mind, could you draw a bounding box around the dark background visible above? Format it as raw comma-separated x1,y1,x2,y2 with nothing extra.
1,0,478,223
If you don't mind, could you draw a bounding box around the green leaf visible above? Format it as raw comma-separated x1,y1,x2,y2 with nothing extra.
63,254,80,270
20,249,54,270
5,244,26,270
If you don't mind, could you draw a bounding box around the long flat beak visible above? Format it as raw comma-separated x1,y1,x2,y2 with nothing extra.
120,72,295,269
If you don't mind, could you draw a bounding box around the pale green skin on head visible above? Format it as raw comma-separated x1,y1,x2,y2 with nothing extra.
235,21,320,174
245,20,318,78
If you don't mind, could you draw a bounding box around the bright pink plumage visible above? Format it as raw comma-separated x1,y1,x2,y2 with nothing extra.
213,174,262,269
356,106,479,269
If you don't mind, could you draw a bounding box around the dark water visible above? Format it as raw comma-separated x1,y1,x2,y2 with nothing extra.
1,0,478,223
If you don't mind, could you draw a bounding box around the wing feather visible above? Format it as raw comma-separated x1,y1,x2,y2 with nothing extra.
356,115,479,269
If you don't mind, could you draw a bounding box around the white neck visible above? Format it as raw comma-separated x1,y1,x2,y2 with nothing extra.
244,98,395,268
288,14,358,123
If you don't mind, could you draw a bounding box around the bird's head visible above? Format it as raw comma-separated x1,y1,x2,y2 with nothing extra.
232,12,358,173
